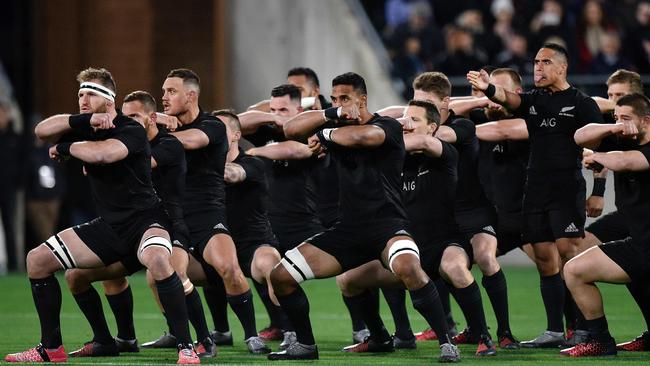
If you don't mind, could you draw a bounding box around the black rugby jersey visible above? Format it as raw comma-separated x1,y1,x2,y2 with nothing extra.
175,111,228,215
69,114,160,224
331,114,408,222
401,140,459,242
512,87,604,176
598,137,650,250
225,149,277,245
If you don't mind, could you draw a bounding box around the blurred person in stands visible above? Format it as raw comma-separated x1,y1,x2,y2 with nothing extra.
435,25,487,76
576,0,619,72
496,33,534,75
589,32,633,74
389,1,443,70
623,1,650,73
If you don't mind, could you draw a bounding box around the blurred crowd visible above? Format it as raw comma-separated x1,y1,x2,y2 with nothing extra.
362,0,650,98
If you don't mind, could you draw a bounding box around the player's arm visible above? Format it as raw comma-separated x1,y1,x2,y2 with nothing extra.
574,123,624,150
170,129,210,150
247,99,271,112
376,105,406,119
592,96,615,113
584,150,650,172
35,113,114,143
238,110,280,134
247,140,316,160
224,162,247,184
467,70,521,111
475,118,528,141
316,124,385,148
50,139,129,164
283,110,329,139
449,97,489,117
404,134,443,157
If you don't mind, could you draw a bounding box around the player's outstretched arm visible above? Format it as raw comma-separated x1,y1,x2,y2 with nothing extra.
585,150,650,172
404,134,443,157
247,99,271,112
35,114,74,143
592,97,615,113
224,162,247,184
50,139,128,164
475,118,528,141
315,124,385,148
170,129,210,150
247,141,315,160
283,110,329,139
238,110,277,134
376,105,406,119
449,97,489,117
574,123,626,150
467,70,522,111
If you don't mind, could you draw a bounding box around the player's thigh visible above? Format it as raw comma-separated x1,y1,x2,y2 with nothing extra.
565,246,631,284
250,245,281,283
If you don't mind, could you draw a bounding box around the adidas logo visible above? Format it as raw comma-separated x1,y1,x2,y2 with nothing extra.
213,223,227,230
529,106,537,115
483,225,496,235
564,222,579,233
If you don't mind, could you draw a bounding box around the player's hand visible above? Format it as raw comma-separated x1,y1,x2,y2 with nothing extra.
582,151,604,172
49,145,67,162
397,116,415,133
339,105,361,121
308,134,326,158
90,113,115,130
586,195,604,217
467,70,490,92
613,120,639,139
156,113,180,131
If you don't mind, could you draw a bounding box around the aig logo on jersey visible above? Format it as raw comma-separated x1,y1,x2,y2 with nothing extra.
403,180,416,191
559,105,575,117
540,118,556,127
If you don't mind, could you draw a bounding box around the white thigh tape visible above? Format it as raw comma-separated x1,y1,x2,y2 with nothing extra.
281,247,315,283
44,235,77,269
388,239,420,273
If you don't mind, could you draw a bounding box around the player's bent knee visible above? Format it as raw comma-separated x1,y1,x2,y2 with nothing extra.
279,247,315,284
64,269,90,292
388,240,420,274
27,243,66,277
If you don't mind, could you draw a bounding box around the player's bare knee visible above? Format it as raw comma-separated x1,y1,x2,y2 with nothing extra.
102,277,128,294
441,260,473,288
64,269,90,293
563,258,586,285
141,249,173,279
392,257,427,290
26,245,59,278
270,265,296,296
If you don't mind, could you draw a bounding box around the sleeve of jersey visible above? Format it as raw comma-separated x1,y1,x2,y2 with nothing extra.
512,91,534,117
152,138,183,168
595,135,619,152
373,118,403,147
576,97,605,127
240,155,266,184
449,119,476,143
637,144,650,167
112,125,147,154
196,119,226,144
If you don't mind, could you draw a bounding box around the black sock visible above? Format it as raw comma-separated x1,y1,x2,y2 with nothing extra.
253,280,283,329
434,277,456,328
30,276,63,349
409,280,451,346
342,294,367,332
73,286,113,344
344,290,391,342
585,315,612,342
627,281,650,330
156,273,191,345
540,273,565,333
382,288,413,339
105,286,136,341
450,281,489,337
227,290,257,339
186,288,210,341
482,270,510,336
203,285,229,332
276,286,315,345
563,282,579,330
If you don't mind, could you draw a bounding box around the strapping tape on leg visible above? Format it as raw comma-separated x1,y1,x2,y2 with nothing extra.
388,239,420,273
182,278,194,294
138,235,172,259
280,247,315,284
44,235,77,269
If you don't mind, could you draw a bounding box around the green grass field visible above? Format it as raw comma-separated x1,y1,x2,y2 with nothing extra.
0,267,648,365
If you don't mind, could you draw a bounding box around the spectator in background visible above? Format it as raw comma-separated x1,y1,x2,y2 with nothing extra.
384,0,431,36
456,8,501,61
435,25,487,76
389,1,443,69
392,36,425,100
589,31,633,74
0,99,24,272
623,1,650,73
492,0,516,47
529,0,574,61
576,0,618,72
496,33,534,75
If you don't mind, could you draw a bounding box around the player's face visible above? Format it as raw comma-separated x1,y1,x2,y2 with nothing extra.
613,105,645,139
162,77,190,116
404,105,435,135
331,84,365,110
78,90,107,114
607,82,632,102
533,48,566,87
122,101,152,129
287,75,318,98
270,95,302,118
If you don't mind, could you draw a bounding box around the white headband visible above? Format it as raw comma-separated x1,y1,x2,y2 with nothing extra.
79,82,116,103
